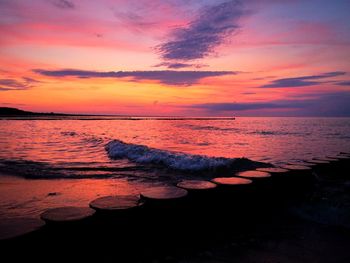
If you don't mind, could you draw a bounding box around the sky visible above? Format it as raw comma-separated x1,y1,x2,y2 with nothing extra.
0,0,350,116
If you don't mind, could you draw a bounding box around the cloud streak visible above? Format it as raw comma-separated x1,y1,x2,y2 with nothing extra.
260,71,346,88
34,69,236,85
189,91,350,116
157,0,243,62
51,0,75,9
0,78,36,91
154,62,205,69
190,100,305,111
336,81,350,86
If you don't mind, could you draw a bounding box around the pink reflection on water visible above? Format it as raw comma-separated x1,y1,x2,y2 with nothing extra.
1,118,349,165
1,117,350,219
0,175,158,220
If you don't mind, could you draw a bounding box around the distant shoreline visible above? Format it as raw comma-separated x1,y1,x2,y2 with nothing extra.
0,107,236,120
0,107,117,117
0,116,236,120
1,107,349,119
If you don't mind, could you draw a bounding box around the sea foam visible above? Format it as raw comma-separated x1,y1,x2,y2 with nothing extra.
106,140,256,172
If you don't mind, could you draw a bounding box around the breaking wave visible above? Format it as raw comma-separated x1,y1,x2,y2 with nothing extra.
106,140,263,172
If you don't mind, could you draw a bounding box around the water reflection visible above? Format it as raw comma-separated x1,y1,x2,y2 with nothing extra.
0,118,349,166
0,117,350,219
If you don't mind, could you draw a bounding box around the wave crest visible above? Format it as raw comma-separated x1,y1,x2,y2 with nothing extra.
106,140,260,172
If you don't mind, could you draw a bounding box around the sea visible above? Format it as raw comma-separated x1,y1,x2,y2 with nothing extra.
1,117,350,220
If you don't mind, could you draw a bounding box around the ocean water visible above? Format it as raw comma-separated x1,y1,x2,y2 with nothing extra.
1,117,350,219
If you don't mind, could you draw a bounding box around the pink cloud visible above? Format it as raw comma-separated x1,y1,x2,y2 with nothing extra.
0,0,189,50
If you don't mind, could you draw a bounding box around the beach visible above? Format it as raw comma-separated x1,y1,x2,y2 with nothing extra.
1,158,350,262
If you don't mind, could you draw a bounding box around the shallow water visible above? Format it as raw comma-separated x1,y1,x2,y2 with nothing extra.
1,117,350,219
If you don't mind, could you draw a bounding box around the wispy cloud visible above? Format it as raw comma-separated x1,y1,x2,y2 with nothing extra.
154,62,207,69
0,79,24,88
22,77,41,83
34,69,237,85
51,0,75,9
0,78,37,91
189,91,350,116
190,100,304,111
335,81,350,86
261,71,346,88
157,0,243,63
0,87,18,91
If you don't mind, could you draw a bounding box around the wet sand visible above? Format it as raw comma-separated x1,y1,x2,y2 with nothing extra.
1,160,350,262
0,174,157,220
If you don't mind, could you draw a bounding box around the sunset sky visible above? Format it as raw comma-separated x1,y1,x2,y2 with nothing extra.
1,0,350,116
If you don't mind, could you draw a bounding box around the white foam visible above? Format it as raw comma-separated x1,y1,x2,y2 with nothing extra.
106,140,242,171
